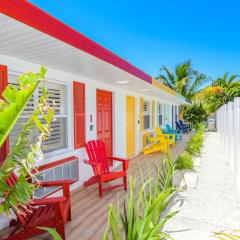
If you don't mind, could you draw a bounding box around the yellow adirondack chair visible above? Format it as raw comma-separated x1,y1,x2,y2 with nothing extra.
154,127,175,147
143,132,168,154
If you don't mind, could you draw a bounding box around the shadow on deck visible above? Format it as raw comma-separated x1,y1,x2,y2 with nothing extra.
0,133,193,240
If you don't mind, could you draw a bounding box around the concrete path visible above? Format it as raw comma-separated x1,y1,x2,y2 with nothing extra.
164,132,240,240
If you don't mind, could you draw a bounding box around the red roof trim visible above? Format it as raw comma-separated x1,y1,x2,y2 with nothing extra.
0,0,152,84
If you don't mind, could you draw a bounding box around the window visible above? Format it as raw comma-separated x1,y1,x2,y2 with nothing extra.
9,74,68,154
144,101,151,129
158,103,163,126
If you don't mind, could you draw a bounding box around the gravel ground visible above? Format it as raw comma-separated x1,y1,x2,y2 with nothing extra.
164,131,240,240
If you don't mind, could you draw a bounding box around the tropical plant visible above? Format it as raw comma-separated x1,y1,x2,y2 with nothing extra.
175,151,193,170
194,73,240,113
0,67,55,215
185,125,205,156
38,227,62,240
104,178,177,240
181,103,208,127
104,155,179,240
0,67,46,148
214,230,240,239
156,60,207,99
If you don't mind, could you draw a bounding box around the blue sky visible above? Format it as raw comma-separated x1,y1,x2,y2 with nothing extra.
30,0,240,80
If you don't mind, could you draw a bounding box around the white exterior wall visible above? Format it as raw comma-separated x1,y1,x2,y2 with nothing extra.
0,53,181,229
0,53,180,184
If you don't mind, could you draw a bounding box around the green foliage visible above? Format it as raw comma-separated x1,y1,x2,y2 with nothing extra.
0,67,46,148
214,230,240,239
195,72,240,113
156,60,207,99
185,125,205,156
182,103,208,127
0,68,55,215
104,156,178,240
38,227,62,240
175,151,193,170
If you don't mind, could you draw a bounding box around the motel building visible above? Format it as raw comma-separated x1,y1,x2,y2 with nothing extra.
0,1,188,230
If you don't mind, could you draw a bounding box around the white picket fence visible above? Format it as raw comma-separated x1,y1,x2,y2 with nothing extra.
216,97,240,195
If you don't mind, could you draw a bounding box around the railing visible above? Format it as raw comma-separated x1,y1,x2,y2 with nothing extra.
216,97,240,196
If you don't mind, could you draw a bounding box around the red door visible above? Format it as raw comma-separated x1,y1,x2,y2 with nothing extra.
96,90,113,157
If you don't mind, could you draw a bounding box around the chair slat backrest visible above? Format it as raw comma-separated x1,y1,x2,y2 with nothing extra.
166,124,172,132
85,140,110,175
6,173,34,226
176,121,181,130
179,120,185,126
155,127,163,137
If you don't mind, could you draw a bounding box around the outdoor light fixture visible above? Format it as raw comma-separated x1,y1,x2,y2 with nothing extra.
116,80,128,84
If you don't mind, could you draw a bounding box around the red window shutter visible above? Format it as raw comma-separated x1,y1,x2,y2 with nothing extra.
73,81,86,149
0,65,9,164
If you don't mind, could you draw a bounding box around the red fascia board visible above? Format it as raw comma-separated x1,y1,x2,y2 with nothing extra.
0,0,152,84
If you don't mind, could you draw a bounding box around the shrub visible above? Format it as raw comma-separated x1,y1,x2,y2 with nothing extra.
186,124,205,156
104,155,178,240
181,103,208,128
175,151,193,170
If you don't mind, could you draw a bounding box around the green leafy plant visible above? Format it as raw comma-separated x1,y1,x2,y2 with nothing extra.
185,124,205,156
156,60,207,99
175,151,193,170
214,230,240,239
0,67,55,215
0,67,46,148
38,227,62,240
104,155,179,240
181,103,208,127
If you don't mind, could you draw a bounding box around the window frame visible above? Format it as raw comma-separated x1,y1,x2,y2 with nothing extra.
143,100,151,130
8,71,71,159
157,102,163,127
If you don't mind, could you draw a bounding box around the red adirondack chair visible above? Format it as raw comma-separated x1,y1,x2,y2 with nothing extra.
83,140,128,197
3,173,73,240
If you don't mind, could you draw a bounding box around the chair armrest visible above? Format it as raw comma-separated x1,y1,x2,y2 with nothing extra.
31,196,67,206
38,180,74,187
108,157,128,170
84,160,102,166
38,180,73,199
161,133,175,139
108,157,127,162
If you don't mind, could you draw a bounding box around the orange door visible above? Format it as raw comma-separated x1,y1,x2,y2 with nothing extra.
96,90,113,157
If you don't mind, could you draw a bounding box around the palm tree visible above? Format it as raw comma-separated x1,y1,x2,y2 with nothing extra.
213,72,240,101
156,60,207,99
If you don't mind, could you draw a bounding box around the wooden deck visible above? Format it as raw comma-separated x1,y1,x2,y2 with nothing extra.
0,133,193,240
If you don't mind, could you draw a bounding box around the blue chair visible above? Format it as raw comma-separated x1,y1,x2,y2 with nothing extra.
179,120,191,131
166,124,182,141
176,121,189,133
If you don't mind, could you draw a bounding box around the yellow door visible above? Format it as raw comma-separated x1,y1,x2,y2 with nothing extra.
126,96,135,157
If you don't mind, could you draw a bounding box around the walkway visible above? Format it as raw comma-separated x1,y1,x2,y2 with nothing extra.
164,132,240,239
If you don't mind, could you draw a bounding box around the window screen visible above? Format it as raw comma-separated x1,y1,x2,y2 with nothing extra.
9,75,68,153
158,103,163,126
144,101,151,129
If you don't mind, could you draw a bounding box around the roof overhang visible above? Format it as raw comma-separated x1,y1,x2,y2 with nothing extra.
0,0,151,83
0,0,188,105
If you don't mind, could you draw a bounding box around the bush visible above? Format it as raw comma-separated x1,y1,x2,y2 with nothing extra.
175,151,194,170
181,103,208,127
186,124,205,156
104,155,178,240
